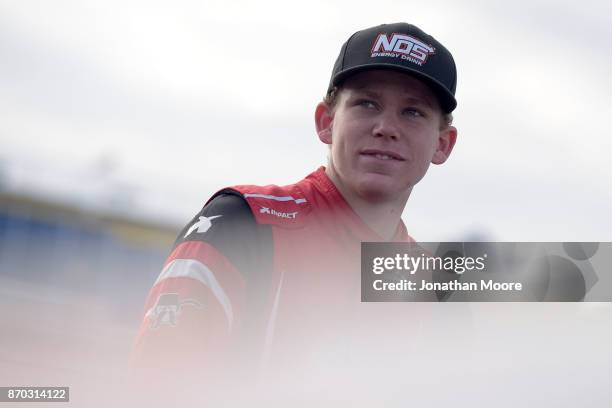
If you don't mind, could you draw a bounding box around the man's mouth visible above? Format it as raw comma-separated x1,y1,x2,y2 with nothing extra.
360,149,405,161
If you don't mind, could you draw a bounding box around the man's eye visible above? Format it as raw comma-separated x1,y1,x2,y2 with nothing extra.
358,100,376,109
404,108,424,117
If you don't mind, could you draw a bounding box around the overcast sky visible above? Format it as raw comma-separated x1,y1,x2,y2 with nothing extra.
1,0,611,241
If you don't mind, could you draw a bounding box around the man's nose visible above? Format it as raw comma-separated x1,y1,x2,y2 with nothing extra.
372,110,401,141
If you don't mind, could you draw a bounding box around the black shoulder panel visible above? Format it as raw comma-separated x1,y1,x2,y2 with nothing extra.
173,190,273,284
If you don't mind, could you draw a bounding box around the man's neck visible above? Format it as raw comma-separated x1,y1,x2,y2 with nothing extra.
325,166,411,241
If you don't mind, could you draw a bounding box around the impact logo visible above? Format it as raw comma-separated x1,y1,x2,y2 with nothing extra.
259,206,298,219
146,293,203,329
184,215,222,238
371,33,435,66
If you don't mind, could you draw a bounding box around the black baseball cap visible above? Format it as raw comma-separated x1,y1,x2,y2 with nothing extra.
328,23,457,113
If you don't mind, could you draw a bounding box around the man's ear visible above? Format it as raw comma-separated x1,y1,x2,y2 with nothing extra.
431,126,458,165
315,102,333,145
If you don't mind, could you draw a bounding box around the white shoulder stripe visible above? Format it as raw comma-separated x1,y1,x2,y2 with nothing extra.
154,259,234,330
243,193,307,204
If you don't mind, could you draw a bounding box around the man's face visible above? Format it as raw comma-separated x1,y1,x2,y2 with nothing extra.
316,69,457,202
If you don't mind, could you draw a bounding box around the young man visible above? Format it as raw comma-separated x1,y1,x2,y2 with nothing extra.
130,22,457,395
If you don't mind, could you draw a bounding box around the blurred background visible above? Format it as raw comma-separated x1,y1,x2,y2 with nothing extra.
1,0,611,406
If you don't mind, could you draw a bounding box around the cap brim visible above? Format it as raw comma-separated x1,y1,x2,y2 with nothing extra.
331,64,457,113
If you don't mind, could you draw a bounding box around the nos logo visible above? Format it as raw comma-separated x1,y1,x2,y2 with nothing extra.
371,33,435,63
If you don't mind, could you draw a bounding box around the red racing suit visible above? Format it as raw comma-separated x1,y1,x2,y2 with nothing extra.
130,167,417,391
